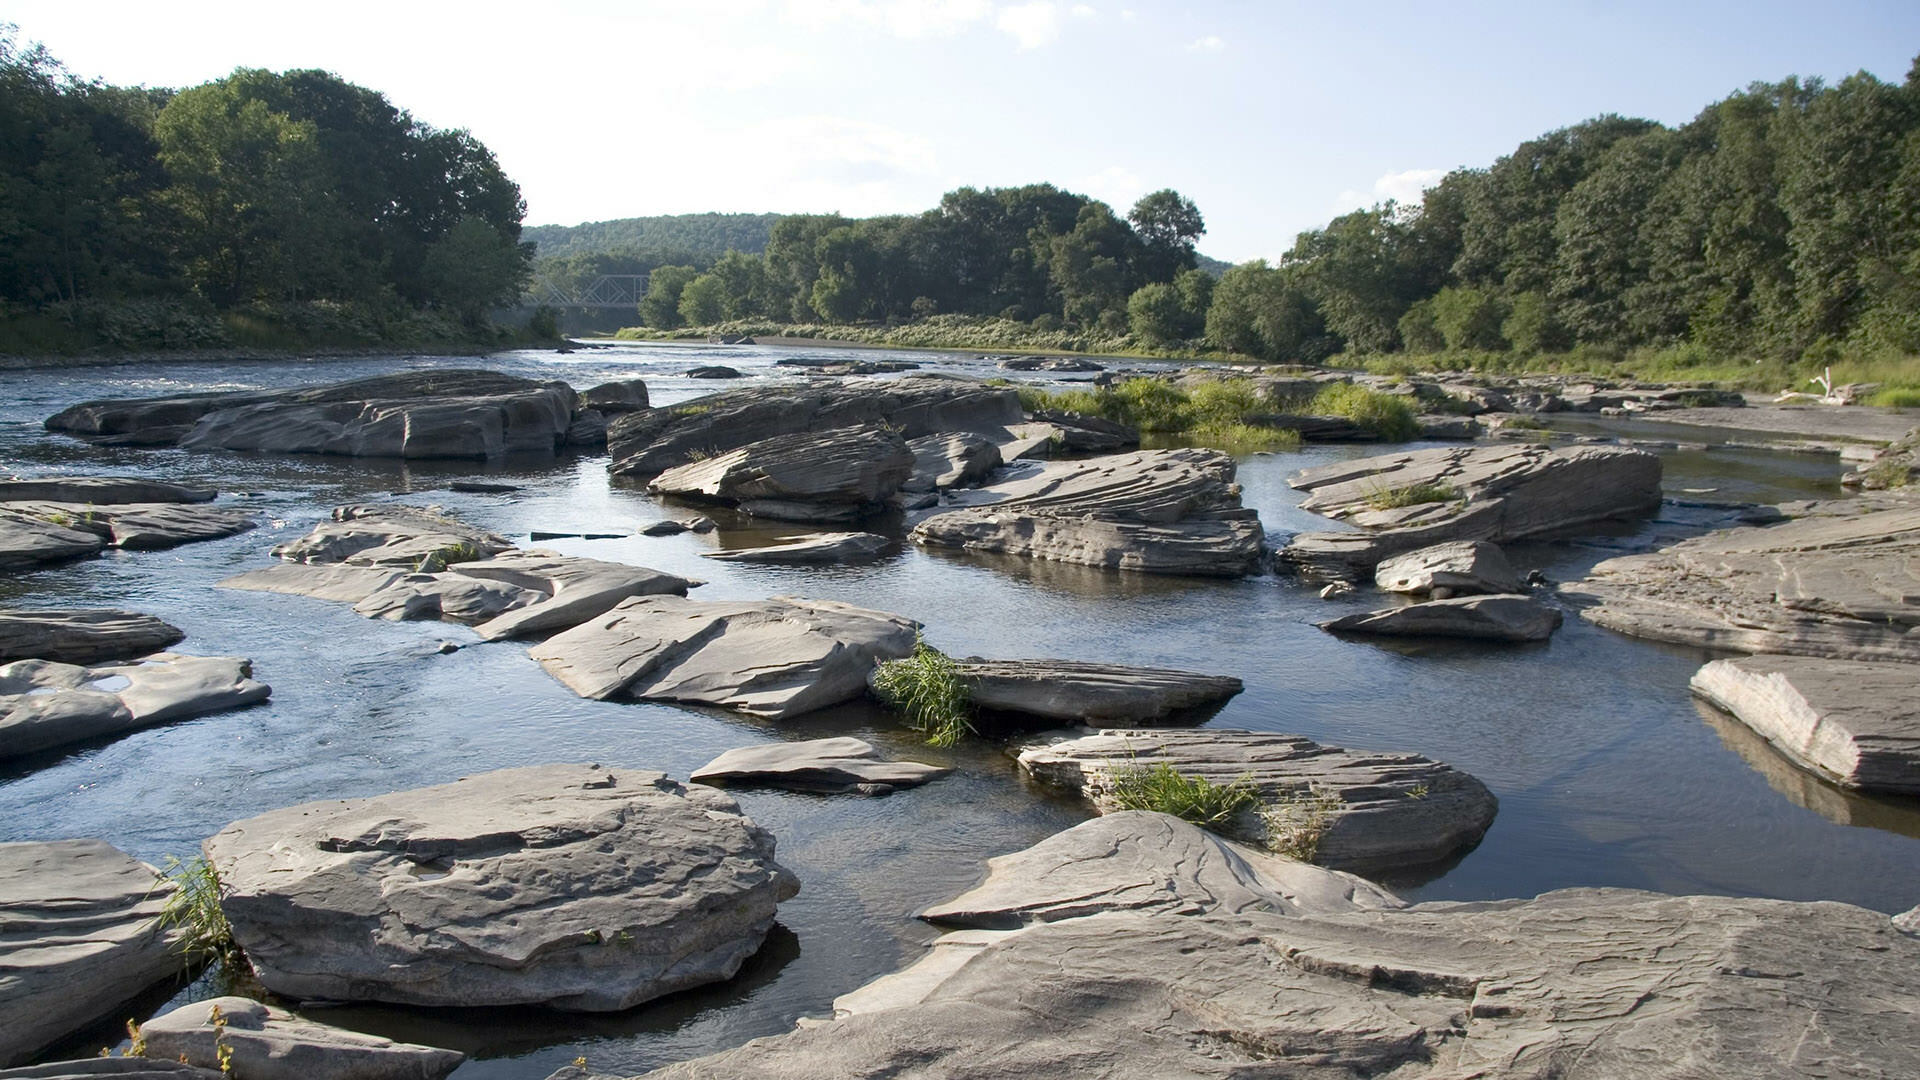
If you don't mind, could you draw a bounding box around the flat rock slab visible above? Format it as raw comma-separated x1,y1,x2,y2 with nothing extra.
701,533,890,565
1279,443,1661,581
904,432,1002,491
1375,540,1522,596
650,425,914,523
267,505,514,568
952,658,1242,725
47,370,578,459
204,764,799,1011
1691,655,1920,794
0,1063,221,1080
1321,594,1563,642
1564,502,1920,660
0,839,181,1067
691,736,950,793
0,610,184,664
0,652,270,759
1016,727,1497,873
140,996,462,1080
911,448,1265,577
1,502,256,572
640,888,1920,1080
530,596,918,720
0,478,215,504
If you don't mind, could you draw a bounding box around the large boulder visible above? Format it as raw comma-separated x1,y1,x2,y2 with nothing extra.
903,432,1001,492
529,595,918,719
0,610,184,664
203,764,799,1011
1690,655,1920,794
1563,503,1920,661
1016,727,1497,873
1320,594,1563,642
608,381,1024,479
910,448,1266,577
1277,443,1662,581
950,658,1242,725
0,653,270,760
47,370,577,459
1374,540,1522,596
578,378,650,413
0,840,182,1067
648,425,914,522
691,737,950,793
138,997,462,1080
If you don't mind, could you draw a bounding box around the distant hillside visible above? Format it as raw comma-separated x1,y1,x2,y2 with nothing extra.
1194,252,1232,277
524,213,782,259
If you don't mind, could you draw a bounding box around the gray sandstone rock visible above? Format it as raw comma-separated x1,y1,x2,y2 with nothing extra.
0,1062,221,1080
700,533,891,565
1,501,256,572
0,610,184,664
903,432,1001,491
649,425,914,522
0,479,215,505
0,653,271,759
266,506,513,568
139,997,462,1080
1321,594,1563,642
579,379,650,413
530,595,918,719
1375,540,1522,596
1015,727,1497,872
0,840,182,1067
949,658,1242,725
1690,655,1920,794
204,764,799,1011
691,737,950,793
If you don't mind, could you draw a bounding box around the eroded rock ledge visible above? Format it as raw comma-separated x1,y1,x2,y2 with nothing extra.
1691,654,1920,794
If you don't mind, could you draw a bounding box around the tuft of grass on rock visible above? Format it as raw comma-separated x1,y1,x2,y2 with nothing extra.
1261,785,1343,862
1868,387,1920,409
1305,383,1420,442
1363,482,1459,511
154,855,241,971
871,639,974,747
1107,763,1257,832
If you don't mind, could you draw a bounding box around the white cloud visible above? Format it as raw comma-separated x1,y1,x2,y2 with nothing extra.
997,2,1063,48
1186,35,1225,52
1070,4,1096,16
1080,164,1145,210
781,0,994,38
1332,167,1446,213
1120,8,1137,21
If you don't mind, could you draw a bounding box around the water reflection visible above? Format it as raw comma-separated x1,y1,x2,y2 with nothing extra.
1694,699,1920,840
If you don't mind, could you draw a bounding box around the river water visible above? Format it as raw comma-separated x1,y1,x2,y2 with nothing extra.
3,342,1916,1077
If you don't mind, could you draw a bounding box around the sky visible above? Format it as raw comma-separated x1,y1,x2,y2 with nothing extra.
8,0,1920,262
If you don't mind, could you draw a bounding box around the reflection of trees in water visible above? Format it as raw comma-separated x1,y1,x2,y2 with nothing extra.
1694,699,1920,840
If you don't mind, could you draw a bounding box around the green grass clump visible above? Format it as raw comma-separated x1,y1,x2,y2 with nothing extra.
154,855,241,970
871,640,973,747
1364,482,1459,510
1021,376,1300,450
415,540,485,573
1107,763,1258,832
1306,383,1419,441
1868,387,1920,408
1261,786,1343,862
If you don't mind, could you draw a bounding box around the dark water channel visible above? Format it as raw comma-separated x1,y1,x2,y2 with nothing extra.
3,343,1917,1077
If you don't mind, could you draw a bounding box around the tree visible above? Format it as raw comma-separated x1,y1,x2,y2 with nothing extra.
1127,282,1186,345
420,215,529,323
677,272,726,326
639,264,698,328
1204,260,1332,361
1129,189,1204,282
1428,286,1509,351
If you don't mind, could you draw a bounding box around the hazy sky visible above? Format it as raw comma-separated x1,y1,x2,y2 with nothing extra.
10,1,1919,261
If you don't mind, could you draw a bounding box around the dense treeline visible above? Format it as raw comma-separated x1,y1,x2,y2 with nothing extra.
0,27,530,350
525,213,780,259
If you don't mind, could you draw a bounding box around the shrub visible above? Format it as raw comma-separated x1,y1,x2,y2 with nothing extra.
871,640,973,747
1307,383,1419,441
1364,482,1459,510
1868,387,1920,408
154,855,241,970
1107,763,1257,831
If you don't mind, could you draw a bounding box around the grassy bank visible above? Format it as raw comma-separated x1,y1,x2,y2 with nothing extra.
1014,377,1419,448
614,314,1206,361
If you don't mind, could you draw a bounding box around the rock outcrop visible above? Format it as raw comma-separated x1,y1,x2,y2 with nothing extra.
0,840,182,1067
203,765,799,1011
1374,540,1522,596
1278,443,1662,581
46,370,578,459
0,653,270,759
529,595,918,719
1564,503,1920,661
1016,728,1497,873
903,432,1001,492
1690,655,1920,794
700,532,891,564
1,478,256,572
1321,594,1563,642
139,997,463,1080
0,478,214,504
949,658,1242,725
911,448,1265,577
0,1062,221,1080
691,736,950,794
648,425,914,522
0,610,184,664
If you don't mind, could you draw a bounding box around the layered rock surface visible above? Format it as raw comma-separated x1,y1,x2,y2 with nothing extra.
951,658,1242,725
1374,540,1522,596
139,997,463,1080
203,764,799,1011
1016,728,1497,872
700,533,890,564
1691,655,1920,793
530,596,918,719
0,840,181,1067
0,653,270,759
1,479,256,572
911,448,1265,577
0,610,183,664
1321,594,1563,642
691,737,950,793
648,425,914,522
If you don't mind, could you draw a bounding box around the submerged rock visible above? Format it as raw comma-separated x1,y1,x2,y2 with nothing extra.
0,653,270,759
950,658,1242,725
1374,540,1522,596
1320,594,1563,642
700,532,891,564
1690,655,1920,794
204,764,799,1011
0,840,182,1067
1015,727,1497,873
691,737,950,793
529,595,918,719
649,425,914,522
910,448,1265,577
140,997,462,1080
0,609,184,664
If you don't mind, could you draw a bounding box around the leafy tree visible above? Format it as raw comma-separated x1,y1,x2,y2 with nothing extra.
420,215,529,322
1205,260,1332,361
1127,282,1186,345
639,264,697,328
1428,286,1509,351
1397,299,1445,352
1129,188,1205,281
677,272,726,326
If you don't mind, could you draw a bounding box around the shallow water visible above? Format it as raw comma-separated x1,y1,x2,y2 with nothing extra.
3,343,1917,1076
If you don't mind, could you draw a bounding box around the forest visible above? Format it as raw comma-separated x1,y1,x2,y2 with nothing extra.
0,27,532,352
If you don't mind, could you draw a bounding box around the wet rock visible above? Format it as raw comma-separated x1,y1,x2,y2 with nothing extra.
140,997,463,1080
1690,655,1920,794
204,764,799,1011
1842,426,1920,489
1375,540,1522,596
1320,594,1562,642
1242,413,1377,441
692,736,950,793
910,448,1265,577
0,478,215,504
1319,581,1353,599
1023,412,1140,453
1416,415,1482,439
446,481,520,494
0,839,182,1067
684,366,743,379
1015,727,1497,873
530,595,918,719
1564,502,1920,661
1278,443,1662,581
608,382,1023,479
949,658,1241,725
579,379,650,413
0,609,183,664
0,652,271,759
649,425,914,522
999,357,1103,372
903,432,1001,492
0,498,256,571
266,505,513,568
0,508,106,571
48,370,577,459
0,1062,222,1080
1898,905,1920,935
563,410,608,447
701,532,891,565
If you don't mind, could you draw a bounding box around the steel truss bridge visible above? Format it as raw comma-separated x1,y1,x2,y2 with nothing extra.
528,273,650,308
